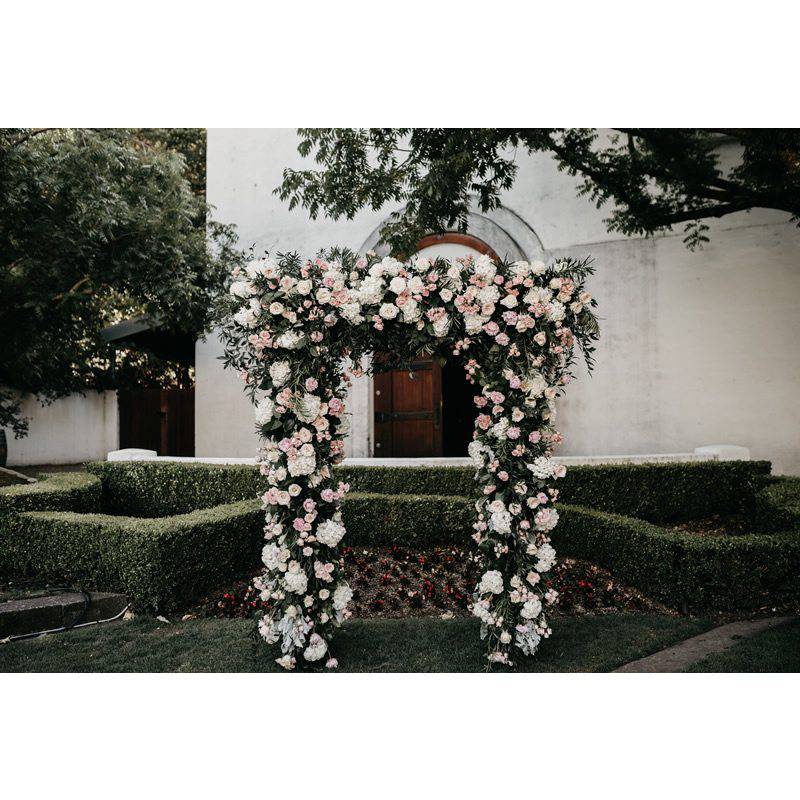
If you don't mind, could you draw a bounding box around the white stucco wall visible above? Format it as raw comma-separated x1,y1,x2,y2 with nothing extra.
201,129,800,474
4,391,118,466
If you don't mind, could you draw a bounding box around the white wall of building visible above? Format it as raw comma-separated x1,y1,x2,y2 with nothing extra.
4,391,118,466
201,129,800,474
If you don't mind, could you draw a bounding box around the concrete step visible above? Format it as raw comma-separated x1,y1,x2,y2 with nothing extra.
0,591,128,639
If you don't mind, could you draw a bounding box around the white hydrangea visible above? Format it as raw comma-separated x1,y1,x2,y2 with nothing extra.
288,449,316,476
473,255,497,281
230,280,253,298
303,633,328,662
547,300,566,322
269,360,291,386
521,596,543,619
402,298,421,323
534,543,557,573
255,396,275,426
294,393,322,423
490,508,512,534
261,543,287,572
332,583,353,611
478,570,504,595
340,302,364,324
522,372,548,401
432,315,451,337
316,518,346,548
463,313,487,334
275,330,305,350
468,440,494,468
357,276,384,305
283,562,308,594
528,456,555,480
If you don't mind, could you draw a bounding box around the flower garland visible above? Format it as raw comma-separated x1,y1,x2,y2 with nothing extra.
221,248,599,668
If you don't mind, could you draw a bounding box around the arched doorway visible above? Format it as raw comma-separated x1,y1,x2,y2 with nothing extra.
373,233,497,458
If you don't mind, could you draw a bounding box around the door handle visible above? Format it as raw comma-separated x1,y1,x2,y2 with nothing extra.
433,404,441,430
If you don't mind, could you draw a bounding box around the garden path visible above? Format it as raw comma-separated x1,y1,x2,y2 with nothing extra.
613,617,796,672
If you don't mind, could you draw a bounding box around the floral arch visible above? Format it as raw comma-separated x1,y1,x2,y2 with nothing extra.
222,248,599,669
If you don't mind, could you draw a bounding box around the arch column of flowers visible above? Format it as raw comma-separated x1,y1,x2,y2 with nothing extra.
222,248,599,669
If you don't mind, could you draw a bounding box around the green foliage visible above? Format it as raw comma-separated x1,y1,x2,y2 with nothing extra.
0,472,100,515
754,476,800,532
558,460,771,522
135,129,207,203
277,128,800,255
0,128,243,436
557,504,800,612
86,459,771,521
2,501,263,612
342,493,472,546
86,461,262,516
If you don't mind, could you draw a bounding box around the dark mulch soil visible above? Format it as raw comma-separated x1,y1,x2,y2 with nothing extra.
197,545,671,621
655,514,754,537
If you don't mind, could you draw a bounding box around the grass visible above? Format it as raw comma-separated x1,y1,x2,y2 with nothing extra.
684,619,800,673
0,612,713,673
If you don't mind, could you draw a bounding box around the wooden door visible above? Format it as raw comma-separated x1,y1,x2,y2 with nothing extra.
373,356,442,457
118,387,195,456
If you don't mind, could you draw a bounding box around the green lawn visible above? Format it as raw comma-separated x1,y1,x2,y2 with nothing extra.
0,612,713,673
684,619,800,673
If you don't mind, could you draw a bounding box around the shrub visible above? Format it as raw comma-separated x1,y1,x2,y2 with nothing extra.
87,459,772,522
556,504,800,611
342,493,473,546
754,476,800,533
0,472,100,516
87,461,261,516
2,500,263,612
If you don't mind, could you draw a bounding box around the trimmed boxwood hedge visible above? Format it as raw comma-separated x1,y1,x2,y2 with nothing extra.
754,476,800,533
0,472,101,516
86,461,261,517
556,504,800,611
3,459,795,614
342,493,472,547
87,459,772,522
2,500,263,612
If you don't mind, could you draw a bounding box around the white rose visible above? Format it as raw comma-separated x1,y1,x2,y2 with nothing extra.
379,303,399,320
296,279,313,295
389,276,407,294
531,260,547,275
269,301,284,315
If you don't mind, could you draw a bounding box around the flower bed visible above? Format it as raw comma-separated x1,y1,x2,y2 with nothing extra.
199,549,670,621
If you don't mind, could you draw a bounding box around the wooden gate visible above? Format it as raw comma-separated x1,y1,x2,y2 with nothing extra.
118,387,195,456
